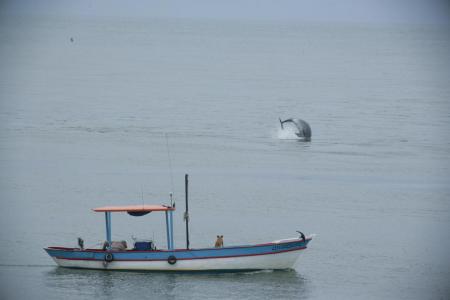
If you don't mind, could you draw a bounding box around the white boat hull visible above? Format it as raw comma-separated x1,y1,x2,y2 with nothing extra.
51,248,305,271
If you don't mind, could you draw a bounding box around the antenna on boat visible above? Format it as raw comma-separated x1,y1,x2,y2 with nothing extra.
165,133,175,207
141,185,144,207
184,174,190,249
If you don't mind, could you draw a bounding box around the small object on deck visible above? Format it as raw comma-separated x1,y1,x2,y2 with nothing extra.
134,240,154,251
102,241,109,250
110,241,127,251
77,237,84,250
215,235,224,248
102,240,126,250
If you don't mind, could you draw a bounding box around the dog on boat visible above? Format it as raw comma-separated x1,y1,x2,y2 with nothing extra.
214,235,224,248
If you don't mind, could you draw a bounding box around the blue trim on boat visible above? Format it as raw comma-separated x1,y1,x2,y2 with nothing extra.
45,239,310,262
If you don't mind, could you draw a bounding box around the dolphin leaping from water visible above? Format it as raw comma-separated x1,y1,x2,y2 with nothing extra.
279,118,312,140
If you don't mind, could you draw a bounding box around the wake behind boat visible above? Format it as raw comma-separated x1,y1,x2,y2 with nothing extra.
44,175,312,272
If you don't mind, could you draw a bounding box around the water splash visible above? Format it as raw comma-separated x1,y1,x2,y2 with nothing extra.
276,126,299,140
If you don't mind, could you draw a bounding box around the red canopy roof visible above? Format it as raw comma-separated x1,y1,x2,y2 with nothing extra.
93,204,175,213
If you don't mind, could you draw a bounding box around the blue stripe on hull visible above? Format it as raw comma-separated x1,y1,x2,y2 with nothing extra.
45,239,310,262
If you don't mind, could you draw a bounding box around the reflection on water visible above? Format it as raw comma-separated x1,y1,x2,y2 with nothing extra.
44,267,309,299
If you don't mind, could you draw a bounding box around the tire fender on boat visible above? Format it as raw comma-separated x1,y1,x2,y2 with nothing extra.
167,255,177,265
104,252,114,262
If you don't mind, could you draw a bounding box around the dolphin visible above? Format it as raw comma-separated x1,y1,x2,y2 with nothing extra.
279,118,311,140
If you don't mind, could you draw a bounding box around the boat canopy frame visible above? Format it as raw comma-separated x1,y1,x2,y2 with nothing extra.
92,204,176,251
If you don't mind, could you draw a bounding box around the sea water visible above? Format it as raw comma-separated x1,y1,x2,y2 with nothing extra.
0,15,449,299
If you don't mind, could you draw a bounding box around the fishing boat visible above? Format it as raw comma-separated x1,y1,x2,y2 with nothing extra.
45,175,312,271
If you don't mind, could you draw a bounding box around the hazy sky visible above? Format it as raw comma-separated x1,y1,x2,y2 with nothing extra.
0,0,449,24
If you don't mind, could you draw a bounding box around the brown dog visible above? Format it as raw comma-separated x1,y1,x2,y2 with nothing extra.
214,235,224,248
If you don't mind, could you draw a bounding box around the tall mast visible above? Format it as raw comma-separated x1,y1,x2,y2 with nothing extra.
184,174,190,249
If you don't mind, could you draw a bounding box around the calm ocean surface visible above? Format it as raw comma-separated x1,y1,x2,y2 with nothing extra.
0,15,449,299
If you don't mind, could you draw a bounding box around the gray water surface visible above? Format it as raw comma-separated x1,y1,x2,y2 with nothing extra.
0,16,449,299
